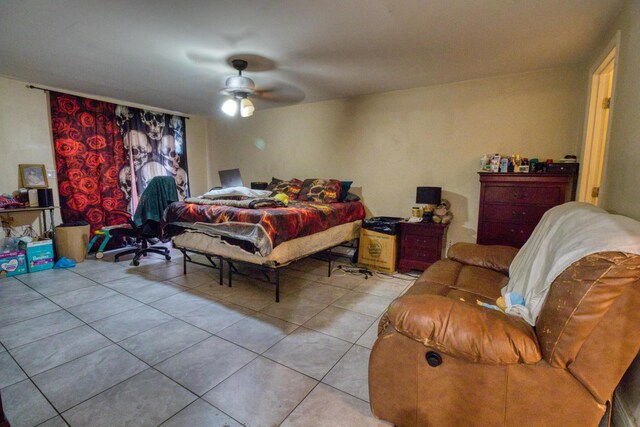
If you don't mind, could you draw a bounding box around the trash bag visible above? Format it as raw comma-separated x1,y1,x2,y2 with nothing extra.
361,217,403,235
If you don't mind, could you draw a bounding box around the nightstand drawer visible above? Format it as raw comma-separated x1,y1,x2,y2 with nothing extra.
483,185,562,205
398,221,448,273
402,236,439,251
401,223,447,237
405,249,440,263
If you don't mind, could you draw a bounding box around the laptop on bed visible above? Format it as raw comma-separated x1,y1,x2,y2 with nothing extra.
219,168,243,188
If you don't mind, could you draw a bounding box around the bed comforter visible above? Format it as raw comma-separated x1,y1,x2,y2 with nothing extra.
163,200,365,256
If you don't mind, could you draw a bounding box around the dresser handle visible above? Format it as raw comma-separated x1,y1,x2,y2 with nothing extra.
512,210,526,217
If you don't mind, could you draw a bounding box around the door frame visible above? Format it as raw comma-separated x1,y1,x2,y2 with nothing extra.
578,31,621,205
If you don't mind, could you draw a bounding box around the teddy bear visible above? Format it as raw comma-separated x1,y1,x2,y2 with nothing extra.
432,199,453,224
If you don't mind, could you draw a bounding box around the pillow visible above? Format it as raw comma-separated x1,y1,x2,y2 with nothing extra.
269,178,303,200
298,179,342,203
339,181,353,202
343,192,361,202
202,186,272,199
265,177,283,191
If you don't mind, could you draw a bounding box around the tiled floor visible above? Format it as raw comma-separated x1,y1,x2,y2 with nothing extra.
0,247,414,426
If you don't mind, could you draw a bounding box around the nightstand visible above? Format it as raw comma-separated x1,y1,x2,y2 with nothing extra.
398,221,448,273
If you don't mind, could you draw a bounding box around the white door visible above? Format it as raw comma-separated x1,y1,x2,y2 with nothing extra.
578,47,616,206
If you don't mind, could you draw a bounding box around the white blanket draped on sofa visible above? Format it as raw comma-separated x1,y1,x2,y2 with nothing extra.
503,201,640,326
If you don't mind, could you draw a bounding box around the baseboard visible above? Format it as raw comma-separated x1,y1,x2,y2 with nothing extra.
613,391,636,427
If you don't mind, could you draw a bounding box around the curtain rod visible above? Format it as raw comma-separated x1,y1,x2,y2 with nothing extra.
26,84,190,119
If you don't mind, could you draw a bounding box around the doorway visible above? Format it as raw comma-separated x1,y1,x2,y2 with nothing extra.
578,36,619,206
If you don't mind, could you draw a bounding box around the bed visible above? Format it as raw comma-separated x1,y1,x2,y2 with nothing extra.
163,197,366,301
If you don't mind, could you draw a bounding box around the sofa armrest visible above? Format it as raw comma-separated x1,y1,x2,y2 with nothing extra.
447,243,519,274
383,294,541,364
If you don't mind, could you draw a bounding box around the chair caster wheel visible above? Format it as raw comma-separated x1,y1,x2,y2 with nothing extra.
96,252,104,259
131,260,140,266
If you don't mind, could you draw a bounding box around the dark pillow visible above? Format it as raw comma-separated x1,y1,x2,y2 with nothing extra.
343,192,361,202
298,179,342,203
265,177,283,191
269,178,303,200
339,181,353,202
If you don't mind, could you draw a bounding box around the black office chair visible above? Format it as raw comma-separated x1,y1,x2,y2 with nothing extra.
110,176,178,266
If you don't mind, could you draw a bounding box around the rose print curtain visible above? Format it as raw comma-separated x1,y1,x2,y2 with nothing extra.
50,92,189,234
50,93,129,234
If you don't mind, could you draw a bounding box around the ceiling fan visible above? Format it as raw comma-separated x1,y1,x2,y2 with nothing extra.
220,59,256,117
218,57,306,117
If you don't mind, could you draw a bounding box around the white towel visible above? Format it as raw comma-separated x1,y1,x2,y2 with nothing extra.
503,202,640,325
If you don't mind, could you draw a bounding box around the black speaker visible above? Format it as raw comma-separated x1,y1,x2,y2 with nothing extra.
37,188,54,207
251,182,269,190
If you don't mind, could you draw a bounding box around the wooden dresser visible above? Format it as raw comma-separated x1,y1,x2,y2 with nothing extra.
477,173,575,248
398,222,448,273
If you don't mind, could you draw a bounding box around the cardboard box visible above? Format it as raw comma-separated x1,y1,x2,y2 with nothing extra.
358,229,398,273
55,225,90,263
0,250,28,277
21,239,55,273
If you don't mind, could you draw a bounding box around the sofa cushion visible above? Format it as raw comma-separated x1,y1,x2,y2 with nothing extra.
448,243,519,275
383,294,541,364
407,259,507,302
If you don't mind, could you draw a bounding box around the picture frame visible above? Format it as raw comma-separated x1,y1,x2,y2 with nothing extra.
19,164,48,188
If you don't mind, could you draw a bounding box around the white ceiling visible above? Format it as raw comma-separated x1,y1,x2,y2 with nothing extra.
0,0,624,115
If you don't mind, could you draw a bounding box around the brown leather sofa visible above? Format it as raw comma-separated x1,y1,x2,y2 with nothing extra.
369,243,640,427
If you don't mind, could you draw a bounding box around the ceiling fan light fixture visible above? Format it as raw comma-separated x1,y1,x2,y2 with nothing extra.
240,98,254,117
221,98,238,116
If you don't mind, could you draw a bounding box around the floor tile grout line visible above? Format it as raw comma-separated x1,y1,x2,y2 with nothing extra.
0,346,68,425
0,305,65,330
5,259,388,425
157,351,260,399
2,276,181,351
156,396,245,427
53,367,184,423
196,353,322,427
280,374,382,425
3,259,231,417
3,270,369,355
4,324,113,376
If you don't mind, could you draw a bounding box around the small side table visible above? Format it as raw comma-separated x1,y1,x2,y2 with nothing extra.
398,221,448,273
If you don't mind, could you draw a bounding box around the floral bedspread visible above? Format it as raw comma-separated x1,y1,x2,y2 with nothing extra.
163,200,365,256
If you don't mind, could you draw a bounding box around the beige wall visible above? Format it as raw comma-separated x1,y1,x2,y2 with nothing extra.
208,66,586,247
0,75,209,237
0,76,57,237
590,1,640,425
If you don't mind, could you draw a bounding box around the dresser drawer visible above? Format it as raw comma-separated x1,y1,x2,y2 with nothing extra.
480,222,535,247
483,185,562,205
481,204,550,224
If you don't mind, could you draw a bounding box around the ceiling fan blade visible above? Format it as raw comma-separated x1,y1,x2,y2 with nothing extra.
254,82,305,105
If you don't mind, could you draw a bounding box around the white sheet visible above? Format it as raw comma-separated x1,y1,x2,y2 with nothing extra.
503,202,640,326
201,186,271,199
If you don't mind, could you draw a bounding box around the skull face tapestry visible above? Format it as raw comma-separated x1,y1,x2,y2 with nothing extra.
116,107,189,204
50,92,189,234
